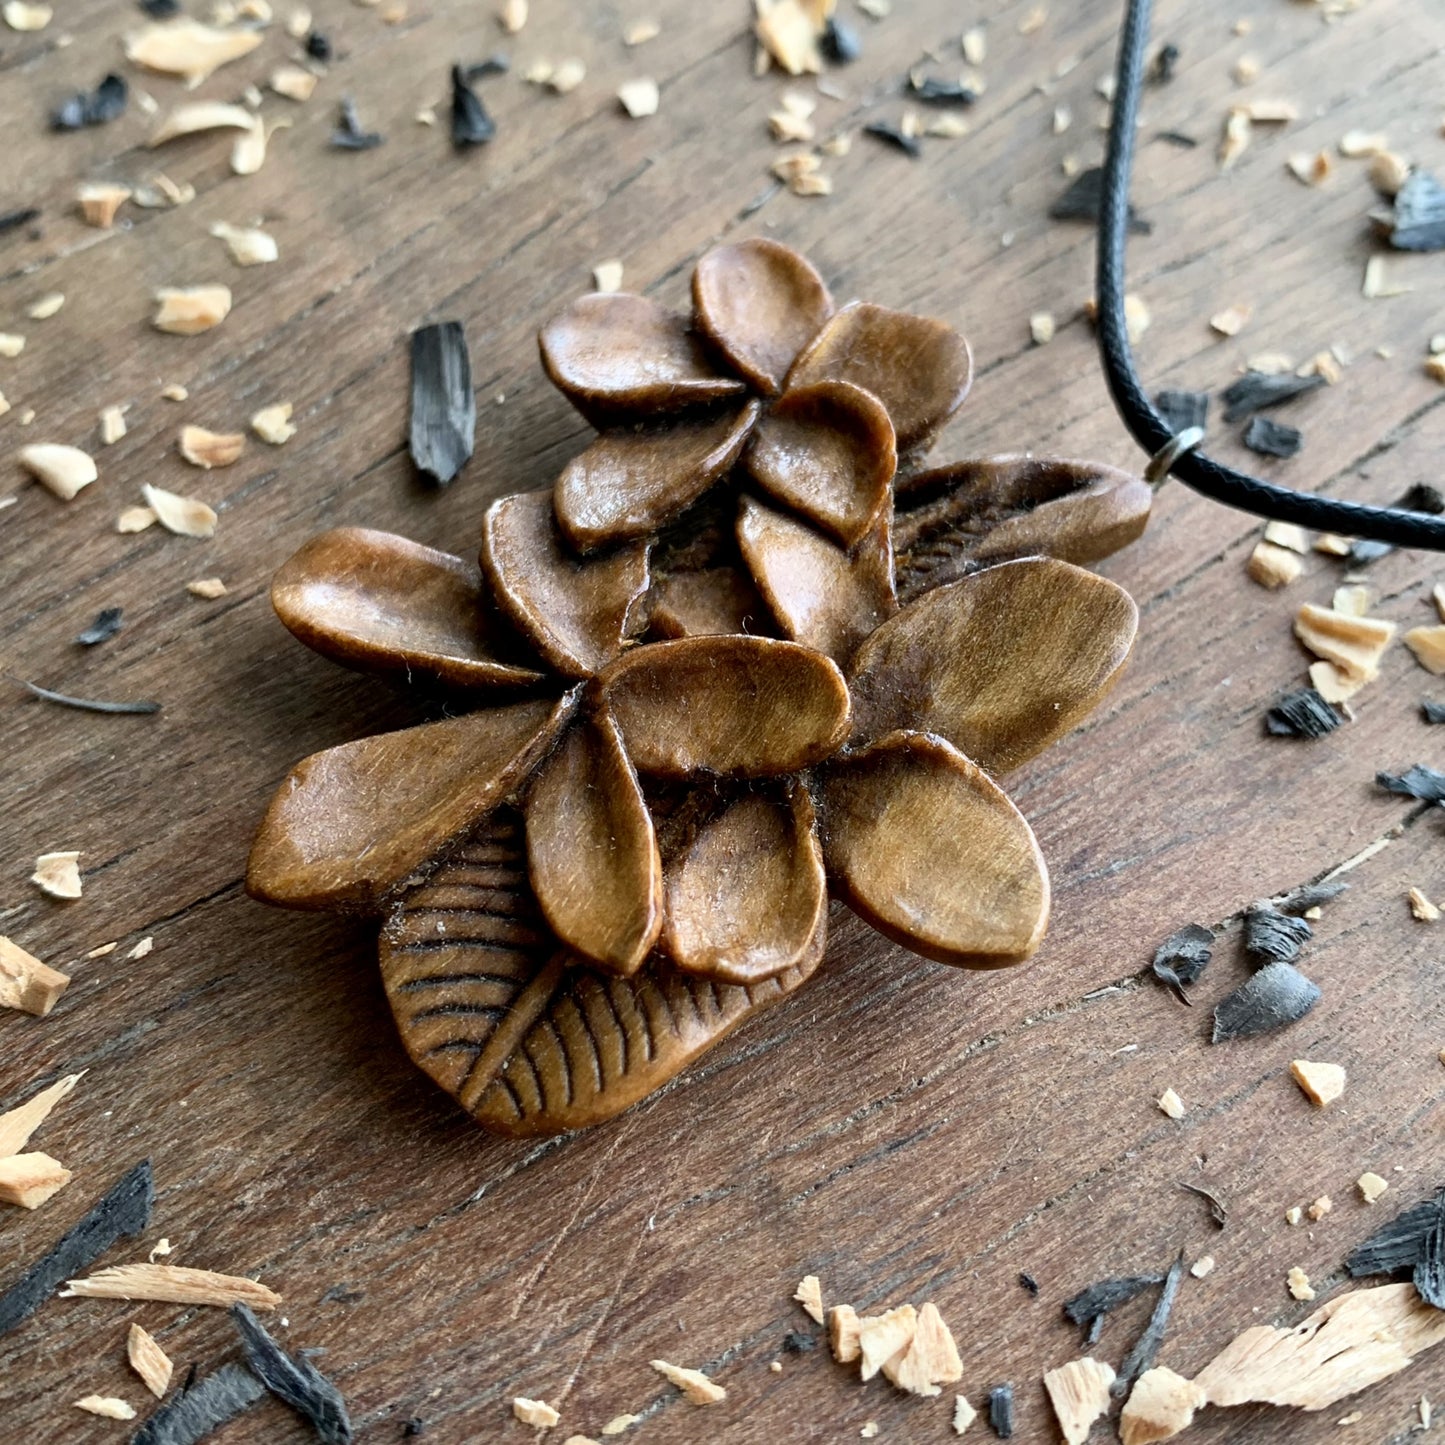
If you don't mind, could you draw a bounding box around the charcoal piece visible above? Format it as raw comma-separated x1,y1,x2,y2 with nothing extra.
1049,167,1152,234
1423,701,1445,724
1346,1190,1445,1278
1147,42,1180,84
320,1284,363,1305
1243,904,1311,966
138,0,180,11
1220,370,1325,423
180,1364,199,1395
331,97,383,150
1242,415,1302,459
863,121,921,158
987,1383,1014,1439
0,206,40,234
1112,1255,1185,1397
463,53,509,78
1383,170,1445,252
402,1422,426,1438
131,1364,266,1445
1347,539,1392,568
821,15,861,63
1152,923,1213,1002
908,75,977,106
232,1303,352,1444
1155,130,1198,148
1265,687,1340,739
1275,880,1347,914
1062,1274,1165,1342
1154,388,1207,434
1212,961,1320,1042
0,1160,152,1336
450,65,495,148
782,1330,817,1352
1415,1217,1445,1310
52,73,128,130
305,29,333,61
409,320,475,485
1181,1181,1227,1227
19,680,161,715
1399,482,1445,515
75,606,124,646
1377,764,1445,802
1019,1272,1039,1296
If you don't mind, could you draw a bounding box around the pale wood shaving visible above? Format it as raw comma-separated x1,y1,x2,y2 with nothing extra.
0,333,25,357
1368,151,1411,197
210,221,278,265
117,506,158,534
0,937,71,1017
1404,625,1445,674
1210,303,1252,337
1428,357,1445,386
270,63,318,100
1018,4,1046,34
1119,1367,1205,1445
830,1303,861,1363
161,383,189,401
251,402,296,443
142,483,218,537
128,937,154,960
618,77,659,117
1308,1195,1333,1222
153,285,232,335
1264,521,1310,553
1285,1205,1304,1226
789,170,832,197
61,1263,281,1309
149,1238,173,1261
1287,1266,1316,1302
860,1424,879,1439
1030,312,1056,345
549,59,586,93
857,1304,917,1382
1157,1087,1186,1119
134,174,196,208
1308,661,1357,704
1434,584,1445,622
0,1073,81,1158
1408,888,1440,923
1294,604,1394,686
3,1,52,29
1328,585,1368,618
650,1359,726,1404
962,26,985,63
27,292,65,320
18,445,97,501
1232,55,1258,85
32,851,82,900
754,0,822,76
100,405,129,446
1245,99,1298,123
1247,352,1295,375
882,1301,962,1396
1357,1171,1390,1203
1290,1059,1346,1106
77,181,132,229
1219,108,1251,169
563,1437,601,1445
601,1414,638,1435
127,1322,174,1398
1247,542,1302,589
179,425,245,469
284,4,308,32
231,117,287,177
124,18,262,83
1191,1255,1216,1278
1340,129,1388,158
1043,1357,1116,1445
623,19,659,45
928,114,968,138
794,1274,824,1324
187,577,229,599
74,1396,136,1420
497,0,526,33
1363,256,1410,299
1196,1283,1445,1411
1287,150,1333,186
512,1397,560,1427
151,100,256,144
953,1394,977,1434
0,1151,72,1209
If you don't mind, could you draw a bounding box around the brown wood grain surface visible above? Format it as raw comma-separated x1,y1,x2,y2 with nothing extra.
3,0,1445,1439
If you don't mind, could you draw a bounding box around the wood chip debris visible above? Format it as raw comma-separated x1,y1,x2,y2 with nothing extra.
591,260,624,294
1210,303,1251,337
650,1359,726,1404
128,1322,174,1398
153,285,232,335
128,937,155,960
1404,626,1445,674
270,63,318,100
27,293,65,320
1331,585,1370,617
794,1274,824,1324
61,1262,281,1309
124,17,262,83
601,1413,639,1435
953,1394,977,1433
624,19,659,45
0,1073,81,1158
1190,1256,1215,1279
0,1152,73,1209
1030,311,1056,345
1245,99,1297,123
161,383,189,401
830,1303,861,1362
1363,256,1410,299
1119,1366,1205,1445
1157,1088,1186,1119
1287,150,1333,186
1369,151,1411,198
209,221,278,266
18,444,98,501
3,1,52,29
1309,1195,1333,1221
100,405,129,445
74,1395,137,1420
118,505,158,533
1358,1172,1390,1204
1294,604,1395,696
882,1302,963,1397
1043,1357,1115,1444
618,77,659,118
1340,129,1389,158
142,482,218,537
497,0,526,32
32,851,83,900
1286,1266,1316,1302
133,173,196,209
151,99,256,144
1290,1058,1346,1106
0,937,71,1016
1219,108,1251,169
187,577,229,599
251,402,295,443
179,425,246,468
1247,542,1303,589
754,0,823,76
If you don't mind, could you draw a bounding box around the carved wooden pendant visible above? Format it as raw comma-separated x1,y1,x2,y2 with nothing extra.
248,239,1153,1138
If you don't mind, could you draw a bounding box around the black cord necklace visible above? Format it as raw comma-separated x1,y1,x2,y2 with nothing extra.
1097,0,1445,549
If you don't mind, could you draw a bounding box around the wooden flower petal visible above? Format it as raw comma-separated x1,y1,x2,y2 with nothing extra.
470,948,821,1136
744,380,896,545
647,566,769,639
738,496,896,668
785,301,972,453
524,715,662,976
555,402,761,552
272,528,545,689
893,456,1152,600
820,731,1050,968
849,557,1138,776
481,489,651,679
601,636,850,778
691,238,834,395
539,293,747,421
247,694,575,912
664,787,826,984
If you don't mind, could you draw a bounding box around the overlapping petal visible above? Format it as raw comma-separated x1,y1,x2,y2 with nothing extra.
820,730,1050,968
848,556,1138,775
271,527,544,689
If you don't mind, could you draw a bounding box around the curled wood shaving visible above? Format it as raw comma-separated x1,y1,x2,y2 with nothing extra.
0,1152,72,1208
134,173,196,208
74,1396,136,1420
61,1263,281,1309
650,1359,726,1404
1289,1058,1346,1106
953,1394,977,1433
0,937,70,1016
1043,1357,1115,1444
179,425,245,469
117,506,158,533
830,1303,861,1362
209,221,278,266
1219,108,1251,169
793,1274,824,1324
857,1304,917,1382
128,1322,174,1398
32,851,82,899
0,1073,81,1157
1404,626,1445,674
512,1397,559,1427
151,100,256,144
232,117,287,176
882,1302,962,1396
1247,542,1302,589
270,63,317,101
18,445,97,501
251,402,295,443
153,285,232,335
77,182,132,226
142,482,218,537
1195,1282,1445,1411
1294,604,1394,687
1119,1366,1205,1445
1358,1171,1390,1203
3,0,51,28
125,18,263,83
618,77,659,117
187,577,229,599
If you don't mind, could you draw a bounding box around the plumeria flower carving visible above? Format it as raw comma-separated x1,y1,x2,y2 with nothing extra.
246,241,1154,1138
